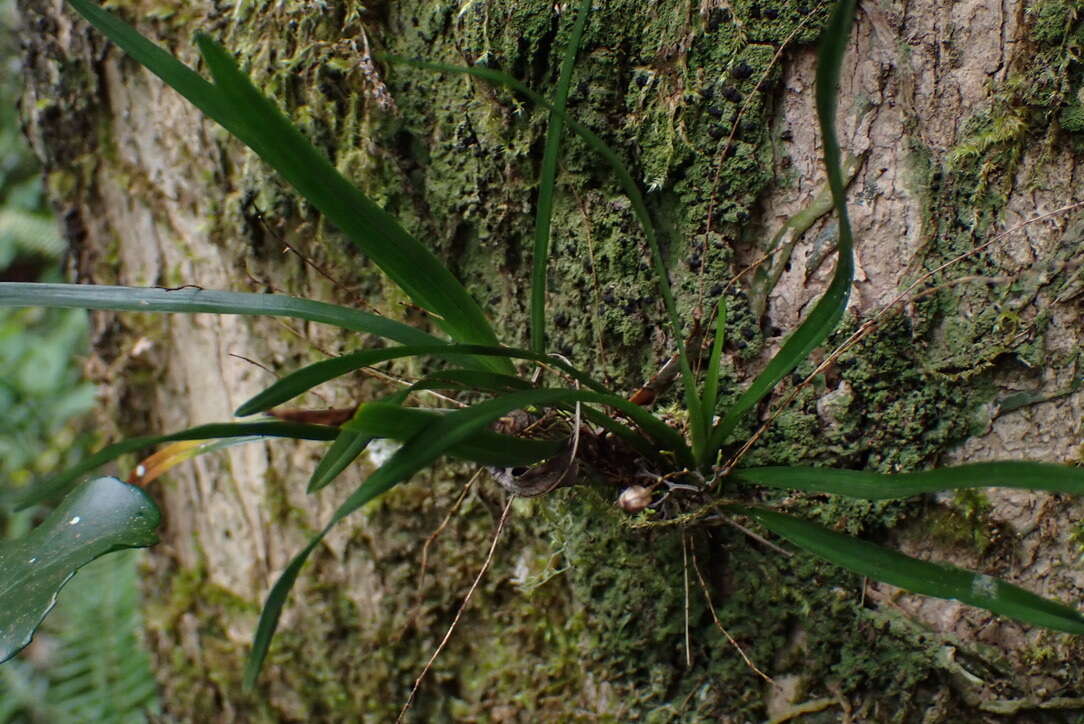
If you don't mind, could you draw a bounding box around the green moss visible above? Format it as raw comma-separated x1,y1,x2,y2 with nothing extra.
1028,1,1079,46
924,490,996,554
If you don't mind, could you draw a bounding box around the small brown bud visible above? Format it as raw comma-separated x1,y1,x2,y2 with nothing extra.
617,485,652,513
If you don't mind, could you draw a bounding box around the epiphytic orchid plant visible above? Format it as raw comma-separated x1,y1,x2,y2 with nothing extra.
2,0,1083,691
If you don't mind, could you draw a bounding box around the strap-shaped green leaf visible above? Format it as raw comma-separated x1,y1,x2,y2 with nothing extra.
0,283,439,347
306,427,372,494
307,390,413,493
733,462,1084,500
734,504,1084,634
530,0,592,353
64,0,507,372
384,55,708,459
699,299,727,435
409,368,534,394
707,0,858,453
343,403,562,467
0,477,161,663
6,422,340,509
234,343,611,416
193,35,503,357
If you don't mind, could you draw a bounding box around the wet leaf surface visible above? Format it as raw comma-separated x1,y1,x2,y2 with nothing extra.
0,477,161,662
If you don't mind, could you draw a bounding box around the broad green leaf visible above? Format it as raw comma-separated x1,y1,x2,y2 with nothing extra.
63,0,508,372
734,505,1084,635
0,283,439,347
246,386,685,687
0,477,161,663
733,461,1084,500
385,55,707,459
234,343,611,416
6,422,339,509
707,0,858,453
531,0,591,353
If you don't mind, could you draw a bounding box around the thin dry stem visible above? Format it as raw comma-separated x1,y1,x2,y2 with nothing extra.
709,514,793,557
397,496,515,723
682,532,693,669
397,467,485,641
690,548,776,687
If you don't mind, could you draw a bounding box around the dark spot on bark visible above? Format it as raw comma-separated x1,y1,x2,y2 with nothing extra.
708,7,731,31
731,61,754,80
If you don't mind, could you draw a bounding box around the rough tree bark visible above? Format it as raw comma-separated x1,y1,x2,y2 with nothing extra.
16,0,1084,720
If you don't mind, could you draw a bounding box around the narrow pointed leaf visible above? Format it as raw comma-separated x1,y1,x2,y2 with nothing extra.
244,532,324,689
708,0,858,452
531,0,591,353
128,437,262,487
699,298,727,438
409,369,534,394
733,462,1084,500
63,0,507,370
235,343,610,416
0,283,439,346
342,403,562,467
306,430,372,494
0,477,161,663
385,55,707,457
6,422,339,509
734,505,1084,634
306,390,411,493
193,35,507,361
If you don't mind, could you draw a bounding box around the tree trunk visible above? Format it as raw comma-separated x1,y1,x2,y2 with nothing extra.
16,0,1084,720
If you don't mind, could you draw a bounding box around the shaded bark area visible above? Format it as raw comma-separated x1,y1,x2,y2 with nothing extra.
16,0,1084,720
